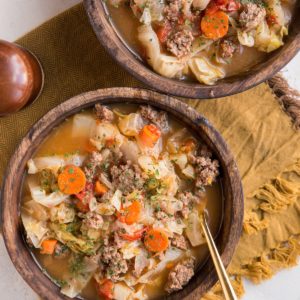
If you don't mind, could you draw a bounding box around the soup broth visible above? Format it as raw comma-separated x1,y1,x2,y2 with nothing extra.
21,104,223,300
103,0,295,84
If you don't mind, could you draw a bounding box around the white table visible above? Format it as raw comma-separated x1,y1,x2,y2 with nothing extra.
0,1,299,299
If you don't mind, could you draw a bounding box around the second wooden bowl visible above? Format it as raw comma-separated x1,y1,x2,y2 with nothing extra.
84,0,300,99
1,88,243,299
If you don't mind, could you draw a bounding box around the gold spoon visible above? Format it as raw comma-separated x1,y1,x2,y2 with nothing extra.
200,211,238,300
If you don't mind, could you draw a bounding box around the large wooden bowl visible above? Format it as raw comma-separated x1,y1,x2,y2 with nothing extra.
1,88,243,299
84,0,300,99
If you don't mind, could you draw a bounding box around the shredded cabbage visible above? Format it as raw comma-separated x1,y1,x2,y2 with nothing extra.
170,153,188,170
61,256,98,297
254,21,287,52
132,0,164,22
28,179,69,208
90,122,124,151
120,139,141,164
192,0,210,10
22,200,49,221
27,154,86,174
138,156,171,179
182,164,195,179
188,57,225,85
50,202,76,224
138,248,183,283
113,283,134,300
72,114,96,138
136,135,162,159
50,223,99,254
21,213,49,248
110,189,122,211
138,25,187,78
185,210,206,246
121,241,142,260
237,29,255,47
118,113,144,137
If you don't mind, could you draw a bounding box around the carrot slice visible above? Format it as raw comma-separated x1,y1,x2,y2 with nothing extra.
139,124,161,148
201,11,229,39
94,181,108,196
96,279,114,299
58,165,86,195
117,201,142,225
144,229,169,252
40,239,57,255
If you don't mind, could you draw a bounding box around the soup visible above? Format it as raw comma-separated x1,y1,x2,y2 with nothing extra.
21,104,223,299
104,0,295,84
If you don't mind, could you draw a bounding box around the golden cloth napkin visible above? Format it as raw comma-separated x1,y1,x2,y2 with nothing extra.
0,4,299,299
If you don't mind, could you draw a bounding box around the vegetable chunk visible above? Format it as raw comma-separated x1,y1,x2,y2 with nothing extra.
139,124,161,148
144,229,169,252
40,239,58,255
58,165,86,195
201,11,229,39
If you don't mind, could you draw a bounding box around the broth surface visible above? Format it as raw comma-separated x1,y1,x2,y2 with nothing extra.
21,104,223,300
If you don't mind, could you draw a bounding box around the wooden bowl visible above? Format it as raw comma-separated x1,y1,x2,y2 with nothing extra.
83,0,300,99
1,88,243,299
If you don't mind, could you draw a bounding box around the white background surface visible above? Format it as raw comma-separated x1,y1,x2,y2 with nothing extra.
0,1,299,299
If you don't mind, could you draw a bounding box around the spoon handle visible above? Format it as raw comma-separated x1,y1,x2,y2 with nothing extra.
200,214,238,300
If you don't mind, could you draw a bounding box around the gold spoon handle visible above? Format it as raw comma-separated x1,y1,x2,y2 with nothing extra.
200,214,238,300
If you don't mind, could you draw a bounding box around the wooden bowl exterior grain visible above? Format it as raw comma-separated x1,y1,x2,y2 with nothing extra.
1,88,243,300
83,0,300,99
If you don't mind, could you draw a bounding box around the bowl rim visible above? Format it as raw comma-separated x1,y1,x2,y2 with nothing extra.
83,0,300,99
1,87,244,300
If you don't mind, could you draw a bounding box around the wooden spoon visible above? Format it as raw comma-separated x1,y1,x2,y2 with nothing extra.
200,211,238,300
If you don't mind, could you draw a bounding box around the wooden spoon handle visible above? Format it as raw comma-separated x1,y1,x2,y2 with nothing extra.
200,213,238,300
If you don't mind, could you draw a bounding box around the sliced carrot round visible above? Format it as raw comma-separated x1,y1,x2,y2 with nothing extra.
144,228,169,252
58,164,86,195
201,11,229,39
118,201,142,225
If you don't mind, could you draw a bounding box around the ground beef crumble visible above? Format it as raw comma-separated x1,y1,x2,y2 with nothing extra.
155,210,170,220
100,245,128,281
82,212,104,230
193,156,219,188
219,39,238,59
166,29,194,58
165,258,195,293
164,0,182,23
171,234,188,250
95,104,114,122
110,161,145,195
178,191,201,219
83,151,103,181
139,105,169,133
239,3,266,31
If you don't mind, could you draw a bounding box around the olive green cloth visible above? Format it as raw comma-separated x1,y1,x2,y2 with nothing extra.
0,3,299,298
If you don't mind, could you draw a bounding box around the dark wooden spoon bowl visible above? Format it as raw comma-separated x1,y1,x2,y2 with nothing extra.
1,88,243,300
84,0,300,99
